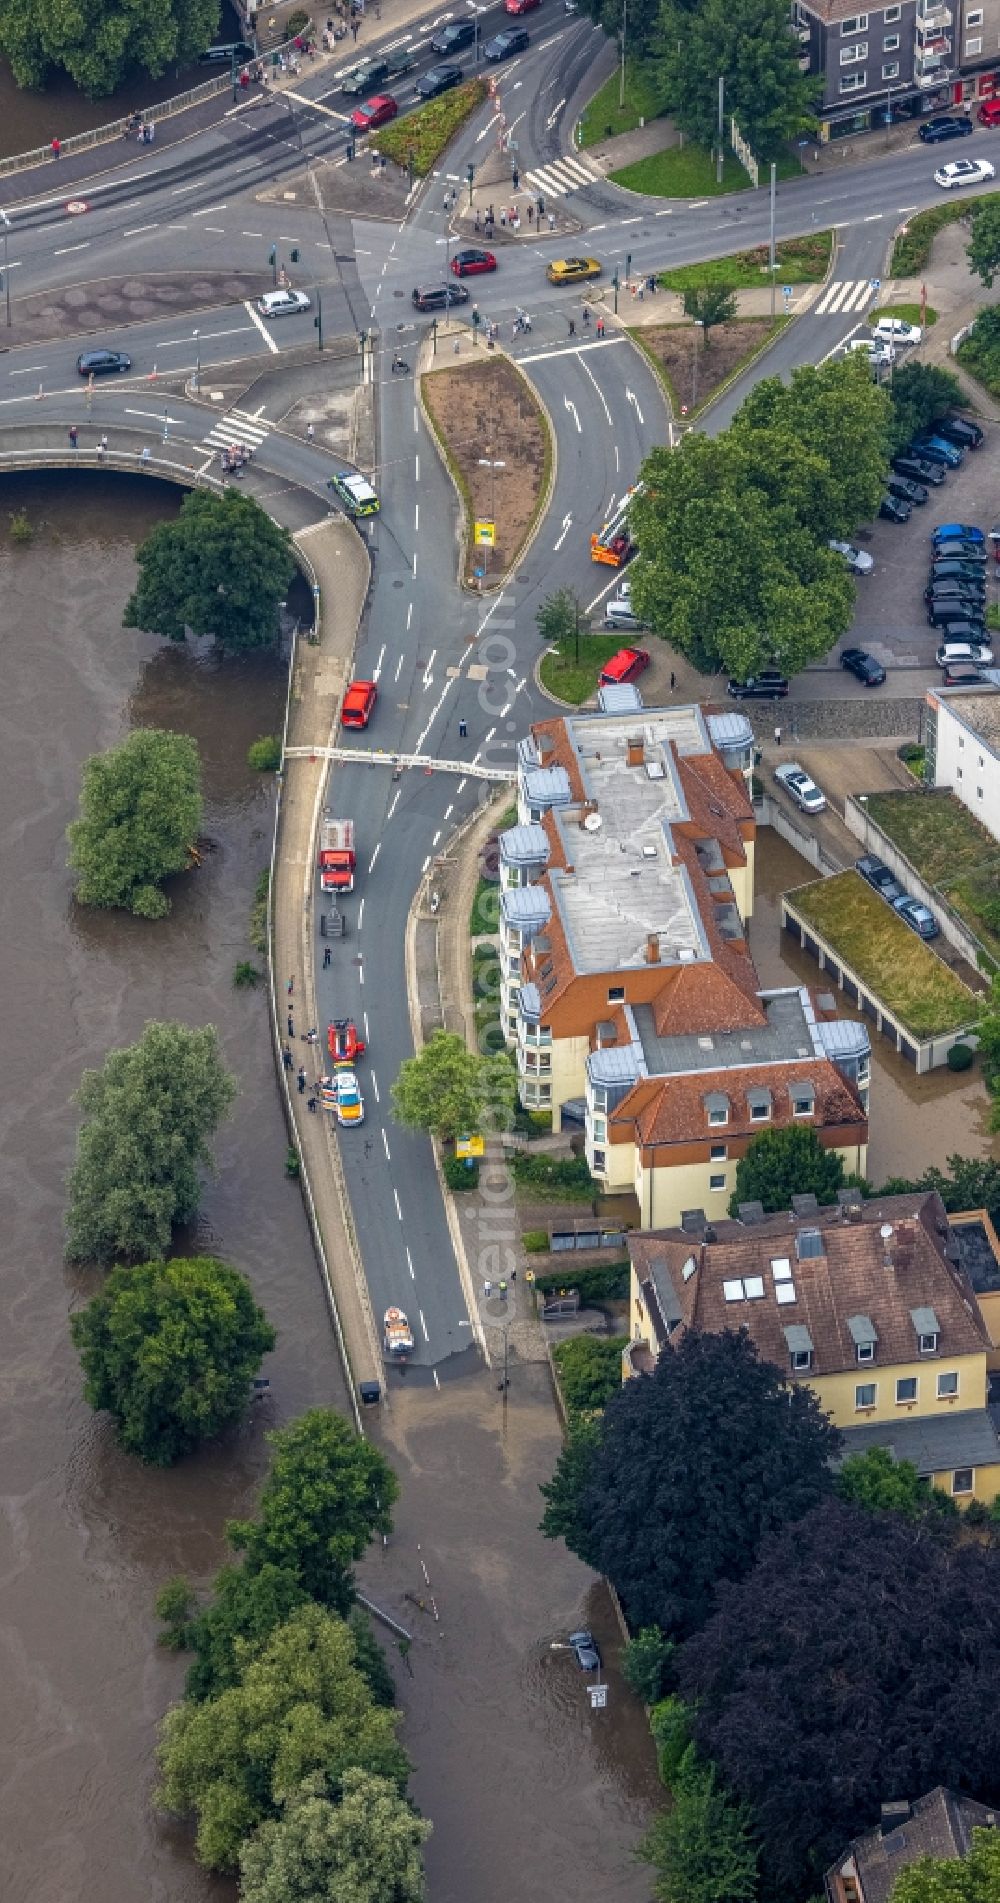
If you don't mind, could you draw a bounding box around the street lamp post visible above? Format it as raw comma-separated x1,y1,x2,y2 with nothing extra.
478,456,506,529
691,320,704,410
231,46,239,102
0,210,10,328
619,0,627,111
193,329,200,393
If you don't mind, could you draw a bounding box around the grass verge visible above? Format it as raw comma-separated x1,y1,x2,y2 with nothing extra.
372,77,488,175
470,875,500,937
539,632,629,705
578,61,665,147
863,789,1000,963
788,870,979,1038
870,301,938,326
611,143,802,198
658,232,833,292
890,194,998,275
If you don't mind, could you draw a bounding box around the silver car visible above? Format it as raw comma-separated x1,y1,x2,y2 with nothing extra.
774,762,827,814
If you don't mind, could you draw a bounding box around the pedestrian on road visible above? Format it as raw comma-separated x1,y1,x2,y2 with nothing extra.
582,302,590,325
547,211,555,231
307,1095,317,1113
474,211,481,233
68,425,78,448
287,1012,294,1037
484,1278,493,1298
511,1268,516,1282
774,724,782,745
458,718,467,738
527,203,533,225
499,207,506,229
512,165,519,188
596,315,605,338
568,317,575,337
323,946,332,968
288,975,294,996
536,195,544,216
51,138,61,159
351,16,359,36
499,1279,508,1299
140,445,151,466
307,422,315,442
282,1045,293,1069
297,1066,307,1093
99,433,108,454
670,670,676,690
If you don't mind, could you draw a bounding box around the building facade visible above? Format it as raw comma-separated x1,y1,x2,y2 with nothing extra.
924,682,1000,846
499,692,870,1231
626,1190,1000,1503
793,0,1000,134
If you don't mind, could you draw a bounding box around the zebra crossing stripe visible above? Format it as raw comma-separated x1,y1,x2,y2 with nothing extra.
814,278,878,316
524,153,601,197
201,415,271,452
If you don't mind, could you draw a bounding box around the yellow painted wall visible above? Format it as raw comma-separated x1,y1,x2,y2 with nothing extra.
927,1459,1000,1505
522,1033,589,1130
629,1140,867,1233
813,1350,987,1429
729,842,754,923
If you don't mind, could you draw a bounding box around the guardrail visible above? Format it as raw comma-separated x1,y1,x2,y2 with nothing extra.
0,442,223,487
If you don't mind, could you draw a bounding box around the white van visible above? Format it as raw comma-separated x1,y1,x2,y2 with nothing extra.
603,597,645,630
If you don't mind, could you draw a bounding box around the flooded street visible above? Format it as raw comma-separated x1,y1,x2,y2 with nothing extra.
0,474,346,1903
751,829,999,1182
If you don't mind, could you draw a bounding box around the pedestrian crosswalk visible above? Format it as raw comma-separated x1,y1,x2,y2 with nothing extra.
522,151,603,200
199,406,271,456
813,279,881,316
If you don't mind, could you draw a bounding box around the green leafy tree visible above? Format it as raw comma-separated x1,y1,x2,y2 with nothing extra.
967,199,1000,287
837,1447,958,1521
157,1604,408,1872
537,1418,601,1554
66,1021,236,1264
553,1334,624,1417
159,1563,309,1694
576,0,661,59
67,727,202,920
978,974,1000,1127
629,436,854,678
639,1746,758,1903
649,1693,693,1783
682,285,739,342
623,1628,675,1706
536,587,583,656
956,305,1000,395
889,362,965,455
391,1030,517,1143
541,1330,838,1636
876,1152,1000,1225
0,0,220,95
728,1124,846,1218
891,1827,1000,1903
124,491,297,652
228,1409,398,1614
71,1256,274,1466
239,1767,430,1903
658,0,817,159
734,357,891,537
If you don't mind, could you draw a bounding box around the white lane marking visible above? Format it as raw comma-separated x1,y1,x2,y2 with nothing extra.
620,214,642,224
54,242,89,254
444,803,453,820
358,898,366,930
368,842,382,873
519,337,623,366
394,1186,402,1221
423,647,437,683
406,1247,415,1280
372,1072,381,1104
485,725,496,743
576,352,612,425
585,568,626,613
363,1011,370,1039
158,325,253,347
627,388,644,425
564,393,581,432
863,212,883,222
406,601,413,630
9,364,46,375
458,777,467,793
243,300,279,353
553,512,572,551
374,643,386,680
15,170,156,215
415,677,455,751
545,96,566,130
203,226,226,234
655,207,673,216
614,443,620,471
431,829,441,847
123,223,158,236
433,1368,440,1389
382,1127,391,1161
242,229,264,237
415,453,419,480
414,502,419,531
419,1309,429,1342
388,790,401,822
394,652,404,682
193,204,227,217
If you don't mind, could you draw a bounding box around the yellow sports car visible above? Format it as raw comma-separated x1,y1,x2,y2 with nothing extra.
546,256,602,284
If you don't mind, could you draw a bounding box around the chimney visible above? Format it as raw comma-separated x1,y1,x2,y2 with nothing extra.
881,1222,894,1270
645,934,661,964
627,736,645,767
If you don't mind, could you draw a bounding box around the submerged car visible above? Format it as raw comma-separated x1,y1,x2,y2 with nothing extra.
569,1630,601,1671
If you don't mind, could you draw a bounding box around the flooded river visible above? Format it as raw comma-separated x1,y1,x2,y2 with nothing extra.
0,473,345,1903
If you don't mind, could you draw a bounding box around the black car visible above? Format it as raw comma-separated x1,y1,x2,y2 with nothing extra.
918,115,975,142
411,282,470,310
77,348,132,376
927,611,987,640
926,575,986,599
934,539,986,563
415,63,463,97
483,27,530,57
430,18,477,52
841,646,887,685
340,57,390,96
888,474,928,505
929,558,988,583
385,46,416,75
726,670,789,699
880,494,911,524
892,453,946,485
941,664,985,686
935,414,984,450
856,855,906,903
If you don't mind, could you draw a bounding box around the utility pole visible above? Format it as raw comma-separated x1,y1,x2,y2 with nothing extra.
769,162,777,320
0,210,10,328
314,287,324,351
716,76,724,186
619,0,627,110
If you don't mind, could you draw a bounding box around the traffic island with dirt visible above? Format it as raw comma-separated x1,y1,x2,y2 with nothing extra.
420,355,553,582
632,317,786,419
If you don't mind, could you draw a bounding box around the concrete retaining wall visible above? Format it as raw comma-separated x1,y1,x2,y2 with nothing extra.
755,792,845,873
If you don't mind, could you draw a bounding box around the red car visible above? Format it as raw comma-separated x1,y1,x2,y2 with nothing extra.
350,93,398,131
341,679,377,728
505,0,540,12
328,1019,366,1066
450,247,498,277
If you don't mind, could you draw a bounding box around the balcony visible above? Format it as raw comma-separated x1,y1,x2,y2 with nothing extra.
915,51,953,80
916,0,952,25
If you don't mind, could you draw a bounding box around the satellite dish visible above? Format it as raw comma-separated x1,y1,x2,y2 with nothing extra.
583,812,603,832
880,1223,894,1241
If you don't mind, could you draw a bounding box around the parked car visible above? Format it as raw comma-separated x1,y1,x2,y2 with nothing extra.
483,26,529,57
602,601,646,631
912,435,964,467
934,416,984,450
257,289,311,318
856,855,906,902
925,585,987,612
888,474,928,505
415,63,463,97
726,670,789,700
569,1630,601,1671
841,646,887,684
880,494,911,523
429,18,476,52
450,247,497,277
848,337,895,367
926,602,987,632
829,538,874,575
941,663,986,686
872,316,923,345
411,282,469,309
599,644,650,683
77,348,131,376
918,114,975,142
933,538,986,562
934,157,996,189
892,453,945,485
774,762,827,813
978,97,1000,125
932,521,985,545
350,93,398,130
893,894,940,939
929,558,988,582
925,570,986,595
546,256,602,283
935,638,994,665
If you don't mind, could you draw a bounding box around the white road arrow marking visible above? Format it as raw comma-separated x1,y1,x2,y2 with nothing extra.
553,512,573,551
627,388,644,425
545,97,566,130
564,394,581,433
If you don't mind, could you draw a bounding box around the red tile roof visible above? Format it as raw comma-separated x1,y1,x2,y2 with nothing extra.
624,1058,866,1148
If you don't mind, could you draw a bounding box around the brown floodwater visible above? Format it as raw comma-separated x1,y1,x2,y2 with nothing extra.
0,472,347,1903
751,829,1000,1183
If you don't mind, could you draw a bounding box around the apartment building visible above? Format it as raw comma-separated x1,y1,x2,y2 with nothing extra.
924,681,1000,846
626,1189,1000,1503
499,692,870,1231
792,0,1000,135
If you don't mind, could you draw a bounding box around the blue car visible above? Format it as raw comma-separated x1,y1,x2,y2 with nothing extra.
932,522,985,545
914,436,964,467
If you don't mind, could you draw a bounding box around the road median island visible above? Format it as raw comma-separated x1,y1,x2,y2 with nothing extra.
657,232,833,293
419,353,553,584
630,316,787,419
371,77,488,176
